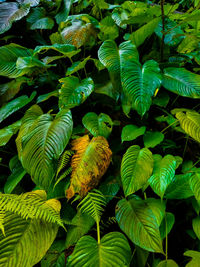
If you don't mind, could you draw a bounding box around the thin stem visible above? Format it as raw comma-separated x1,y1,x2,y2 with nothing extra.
97,221,101,244
161,119,178,133
160,0,165,62
165,213,168,261
144,192,147,200
182,136,189,158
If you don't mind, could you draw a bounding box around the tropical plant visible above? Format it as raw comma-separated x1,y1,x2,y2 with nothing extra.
1,0,200,266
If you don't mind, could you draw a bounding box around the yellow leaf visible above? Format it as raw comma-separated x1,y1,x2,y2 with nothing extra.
66,135,112,199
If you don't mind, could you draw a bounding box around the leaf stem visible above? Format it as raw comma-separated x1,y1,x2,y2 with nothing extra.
97,220,101,244
165,213,168,261
161,119,178,133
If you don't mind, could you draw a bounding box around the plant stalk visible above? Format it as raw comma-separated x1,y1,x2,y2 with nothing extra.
97,221,101,244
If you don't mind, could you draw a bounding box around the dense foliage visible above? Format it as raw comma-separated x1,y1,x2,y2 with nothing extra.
1,0,200,266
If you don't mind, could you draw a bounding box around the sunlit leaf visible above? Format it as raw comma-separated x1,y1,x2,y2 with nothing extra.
121,124,146,143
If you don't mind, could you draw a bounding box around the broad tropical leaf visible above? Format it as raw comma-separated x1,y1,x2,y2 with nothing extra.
148,154,177,199
143,131,164,148
66,135,112,199
184,250,200,267
0,44,32,78
116,197,165,253
121,59,161,116
78,189,106,223
16,105,73,189
165,173,193,199
68,232,132,267
27,7,54,30
66,56,91,76
0,92,36,124
61,20,97,48
59,76,94,109
98,16,119,40
157,260,179,267
121,145,153,197
0,191,61,267
82,112,113,138
189,172,200,200
0,120,21,147
162,68,200,98
129,17,160,47
172,109,200,143
0,2,30,34
121,124,146,143
55,0,73,24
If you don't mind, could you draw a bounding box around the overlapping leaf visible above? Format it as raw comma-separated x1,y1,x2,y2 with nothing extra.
121,145,153,196
16,105,73,189
116,197,165,253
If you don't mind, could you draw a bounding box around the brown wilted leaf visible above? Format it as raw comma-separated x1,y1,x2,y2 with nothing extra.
66,135,112,199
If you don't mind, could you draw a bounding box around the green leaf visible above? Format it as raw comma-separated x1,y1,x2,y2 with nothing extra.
0,92,36,124
82,112,113,138
56,0,73,24
4,157,26,193
162,68,200,98
34,44,80,58
98,16,119,41
0,43,32,78
121,145,153,196
68,232,132,267
65,210,95,248
27,7,54,30
121,124,146,143
143,131,164,148
0,120,21,147
16,105,73,189
157,259,179,267
0,2,30,34
172,109,200,143
66,56,90,76
59,76,94,109
121,57,161,116
165,173,193,199
192,216,200,239
129,17,160,47
189,172,200,201
116,197,165,253
36,90,59,104
160,212,175,240
16,56,54,72
148,155,176,199
153,91,170,108
78,189,106,223
184,250,200,267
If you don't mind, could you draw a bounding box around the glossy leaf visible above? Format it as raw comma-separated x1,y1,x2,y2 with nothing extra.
144,131,164,148
165,173,193,199
189,172,200,201
66,56,90,76
162,68,200,98
121,124,146,143
121,145,153,196
116,197,165,253
157,260,179,267
59,76,94,109
148,155,176,199
34,44,80,58
82,112,113,138
0,92,36,124
184,250,200,267
16,105,73,189
0,120,21,147
172,109,200,143
0,44,32,78
192,216,200,239
68,232,131,267
160,212,175,240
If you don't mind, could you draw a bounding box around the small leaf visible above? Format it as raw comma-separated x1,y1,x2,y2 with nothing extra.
143,131,164,148
0,120,21,147
116,197,165,253
121,124,146,143
66,56,90,76
121,145,153,196
160,212,175,240
192,216,200,239
184,250,200,267
82,112,113,138
34,44,80,58
157,259,179,267
59,76,94,109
